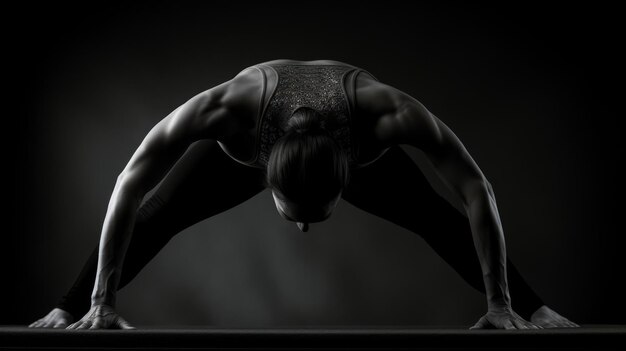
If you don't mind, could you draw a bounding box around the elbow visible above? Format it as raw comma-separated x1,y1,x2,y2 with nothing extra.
462,178,493,206
116,172,127,184
116,172,134,188
485,179,495,196
114,172,145,203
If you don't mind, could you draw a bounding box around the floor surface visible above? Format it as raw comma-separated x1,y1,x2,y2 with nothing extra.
1,325,624,350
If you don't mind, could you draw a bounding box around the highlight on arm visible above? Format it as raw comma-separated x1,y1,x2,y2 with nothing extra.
378,94,489,206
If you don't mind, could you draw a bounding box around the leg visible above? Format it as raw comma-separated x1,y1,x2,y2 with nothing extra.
56,140,266,318
341,146,545,320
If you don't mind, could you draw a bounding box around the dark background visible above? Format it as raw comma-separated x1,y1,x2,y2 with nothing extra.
3,2,624,326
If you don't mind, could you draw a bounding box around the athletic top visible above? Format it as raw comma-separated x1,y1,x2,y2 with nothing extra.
229,60,379,169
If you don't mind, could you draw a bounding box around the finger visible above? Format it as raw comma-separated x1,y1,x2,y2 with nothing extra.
520,319,540,329
503,320,516,330
46,320,60,328
70,322,84,330
66,322,78,330
29,320,42,328
512,319,529,330
53,322,68,329
470,316,489,330
567,321,580,328
526,322,541,329
89,319,104,330
79,320,93,329
116,316,136,330
470,317,488,329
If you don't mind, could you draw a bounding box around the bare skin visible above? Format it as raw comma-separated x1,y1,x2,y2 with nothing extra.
31,304,578,329
529,305,579,328
31,59,578,330
29,308,74,329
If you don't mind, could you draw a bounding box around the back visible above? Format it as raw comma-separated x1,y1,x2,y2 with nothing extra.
218,59,381,169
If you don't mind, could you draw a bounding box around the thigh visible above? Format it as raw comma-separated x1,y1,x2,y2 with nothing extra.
342,146,482,284
343,145,469,237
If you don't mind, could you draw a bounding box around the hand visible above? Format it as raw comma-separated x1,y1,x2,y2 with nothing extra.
470,307,543,330
29,308,74,328
67,304,135,330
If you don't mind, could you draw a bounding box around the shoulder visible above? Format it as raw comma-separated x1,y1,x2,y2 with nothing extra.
159,66,264,142
193,66,264,106
220,66,264,120
354,74,415,120
354,76,436,146
254,58,354,66
188,66,265,138
220,65,264,103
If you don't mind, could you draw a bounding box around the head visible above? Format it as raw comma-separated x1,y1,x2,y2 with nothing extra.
266,106,350,232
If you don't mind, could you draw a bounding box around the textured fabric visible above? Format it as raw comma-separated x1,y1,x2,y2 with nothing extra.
253,64,357,168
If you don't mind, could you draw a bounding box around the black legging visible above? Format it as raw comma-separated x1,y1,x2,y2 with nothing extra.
56,140,544,320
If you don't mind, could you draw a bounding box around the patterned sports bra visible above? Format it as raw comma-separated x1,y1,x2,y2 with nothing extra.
242,61,379,169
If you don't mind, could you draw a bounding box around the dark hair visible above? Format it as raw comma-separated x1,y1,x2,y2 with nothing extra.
266,106,350,205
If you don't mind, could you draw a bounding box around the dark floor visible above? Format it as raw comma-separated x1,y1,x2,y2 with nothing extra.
1,325,625,350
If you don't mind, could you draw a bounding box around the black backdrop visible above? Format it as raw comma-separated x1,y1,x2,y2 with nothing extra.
3,2,624,326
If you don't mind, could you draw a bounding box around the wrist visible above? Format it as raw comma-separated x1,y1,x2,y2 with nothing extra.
91,292,116,308
91,302,116,311
483,279,511,312
487,299,512,312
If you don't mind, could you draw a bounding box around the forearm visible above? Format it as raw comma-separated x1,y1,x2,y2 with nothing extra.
465,187,511,310
91,180,143,307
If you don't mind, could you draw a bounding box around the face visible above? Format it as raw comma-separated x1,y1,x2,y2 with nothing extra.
271,189,342,232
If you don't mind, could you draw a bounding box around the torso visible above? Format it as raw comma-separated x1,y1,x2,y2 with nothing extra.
217,59,393,170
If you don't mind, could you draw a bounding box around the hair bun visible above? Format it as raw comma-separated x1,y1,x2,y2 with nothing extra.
287,106,326,133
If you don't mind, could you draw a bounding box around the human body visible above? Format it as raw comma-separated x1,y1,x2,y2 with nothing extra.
30,59,578,329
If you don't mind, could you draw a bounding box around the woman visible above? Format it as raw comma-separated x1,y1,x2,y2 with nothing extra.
29,59,578,330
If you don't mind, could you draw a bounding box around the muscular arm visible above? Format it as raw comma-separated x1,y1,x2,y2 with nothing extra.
87,83,237,312
92,88,235,307
62,66,262,330
371,86,537,328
